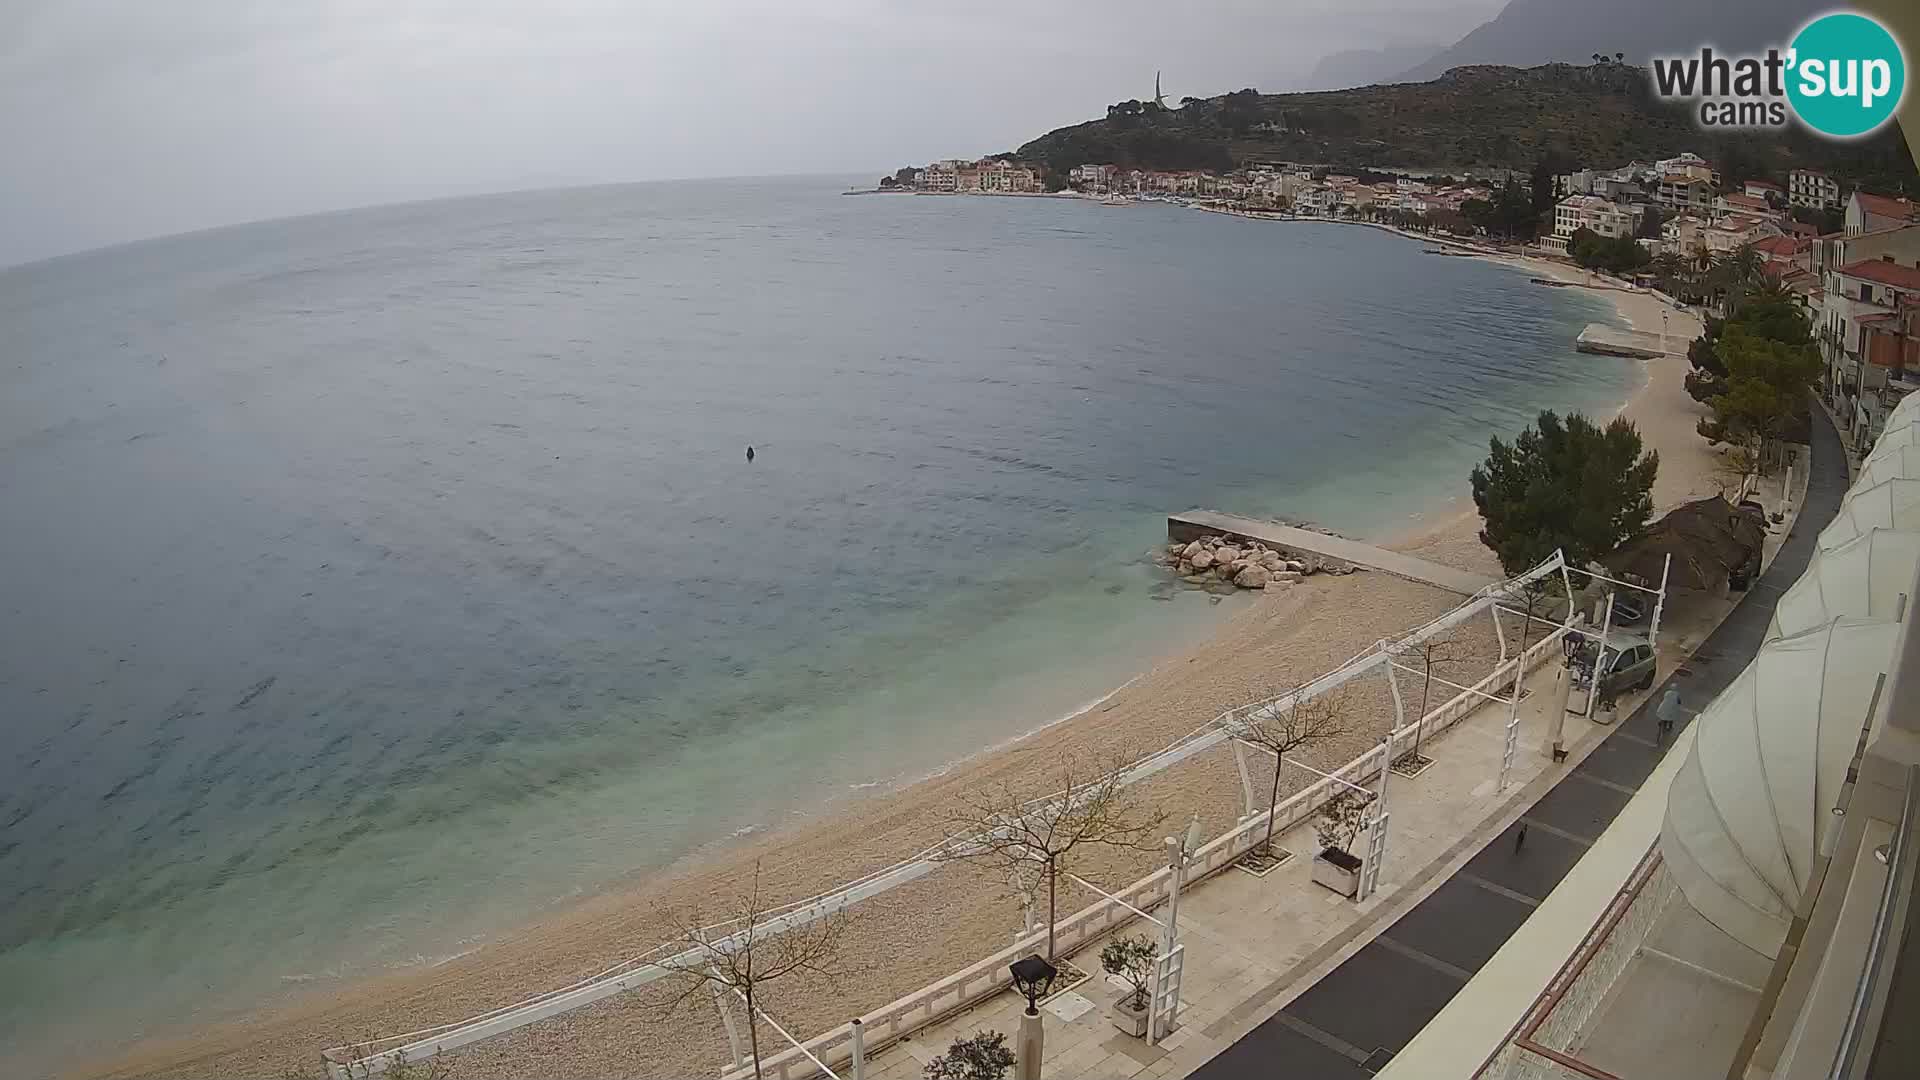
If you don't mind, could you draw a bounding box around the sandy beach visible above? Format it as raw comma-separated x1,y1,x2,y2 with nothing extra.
74,241,1722,1080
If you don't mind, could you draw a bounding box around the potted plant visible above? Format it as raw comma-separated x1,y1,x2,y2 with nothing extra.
1099,935,1158,1037
1311,790,1374,898
925,1030,1015,1080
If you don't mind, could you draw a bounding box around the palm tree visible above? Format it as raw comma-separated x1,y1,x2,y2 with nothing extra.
1650,251,1687,295
1615,52,1625,64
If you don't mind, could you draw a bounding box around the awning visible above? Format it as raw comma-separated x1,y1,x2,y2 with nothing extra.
1660,618,1901,957
1855,443,1920,489
1768,528,1920,639
1818,478,1920,550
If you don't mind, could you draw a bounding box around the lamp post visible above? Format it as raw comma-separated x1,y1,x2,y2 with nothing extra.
1162,816,1205,953
1009,954,1058,1080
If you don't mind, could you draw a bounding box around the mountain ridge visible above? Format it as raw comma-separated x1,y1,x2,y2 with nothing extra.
1396,0,1825,82
1011,62,1914,190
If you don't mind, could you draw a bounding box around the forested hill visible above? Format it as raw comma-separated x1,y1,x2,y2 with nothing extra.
1013,63,1915,190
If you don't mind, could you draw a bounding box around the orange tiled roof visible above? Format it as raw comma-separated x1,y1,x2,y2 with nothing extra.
1856,192,1919,220
1839,258,1920,290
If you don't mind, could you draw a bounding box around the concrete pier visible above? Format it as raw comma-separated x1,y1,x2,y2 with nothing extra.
1575,323,1669,359
1168,510,1497,596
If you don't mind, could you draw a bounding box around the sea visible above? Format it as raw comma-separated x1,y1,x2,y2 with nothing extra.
0,177,1636,1073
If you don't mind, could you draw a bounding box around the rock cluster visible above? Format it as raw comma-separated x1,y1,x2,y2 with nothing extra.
1154,534,1354,592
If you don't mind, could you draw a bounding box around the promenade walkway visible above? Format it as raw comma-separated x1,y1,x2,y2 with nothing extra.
858,407,1843,1080
1196,401,1846,1079
1167,511,1496,597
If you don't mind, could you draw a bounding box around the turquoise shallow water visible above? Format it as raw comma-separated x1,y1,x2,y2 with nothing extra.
0,178,1635,1070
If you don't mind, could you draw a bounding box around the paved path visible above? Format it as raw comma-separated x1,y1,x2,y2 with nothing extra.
1189,404,1848,1078
1168,511,1497,597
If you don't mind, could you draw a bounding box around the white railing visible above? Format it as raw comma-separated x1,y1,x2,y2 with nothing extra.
726,622,1574,1080
327,552,1576,1077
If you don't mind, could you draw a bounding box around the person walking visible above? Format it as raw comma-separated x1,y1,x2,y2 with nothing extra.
1656,684,1684,745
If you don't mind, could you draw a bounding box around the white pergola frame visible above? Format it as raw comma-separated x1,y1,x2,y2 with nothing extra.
323,551,1583,1078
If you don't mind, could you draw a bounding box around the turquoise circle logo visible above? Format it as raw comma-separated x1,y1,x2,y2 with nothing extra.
1786,12,1906,138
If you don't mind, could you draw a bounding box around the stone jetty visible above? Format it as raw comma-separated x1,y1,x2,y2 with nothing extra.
1153,533,1354,592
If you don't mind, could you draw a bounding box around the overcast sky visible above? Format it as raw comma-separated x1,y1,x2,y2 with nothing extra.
0,0,1495,267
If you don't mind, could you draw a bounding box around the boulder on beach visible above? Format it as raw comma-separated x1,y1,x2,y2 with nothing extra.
1234,564,1271,588
1286,560,1309,574
1190,549,1215,570
1216,546,1241,564
1182,540,1207,559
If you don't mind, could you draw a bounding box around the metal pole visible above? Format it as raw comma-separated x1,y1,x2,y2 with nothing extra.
1162,836,1183,954
1384,645,1406,743
710,967,747,1070
1499,608,1528,791
1649,553,1673,651
1586,594,1617,721
850,1018,866,1080
1231,741,1258,818
1016,1008,1044,1080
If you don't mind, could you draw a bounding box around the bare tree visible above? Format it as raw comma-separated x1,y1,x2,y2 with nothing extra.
935,753,1166,962
1228,685,1352,859
1401,634,1468,765
652,861,849,1079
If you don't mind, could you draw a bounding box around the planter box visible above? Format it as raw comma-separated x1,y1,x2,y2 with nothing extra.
1110,996,1150,1038
1312,848,1361,898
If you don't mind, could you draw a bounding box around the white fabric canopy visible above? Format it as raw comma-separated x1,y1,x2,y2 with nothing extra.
1858,417,1920,457
1856,443,1920,490
1818,478,1920,550
1661,618,1900,957
1883,391,1920,430
1768,529,1920,639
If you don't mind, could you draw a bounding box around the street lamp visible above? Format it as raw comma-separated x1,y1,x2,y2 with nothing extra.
1009,955,1058,1080
1163,816,1205,952
1009,955,1058,1013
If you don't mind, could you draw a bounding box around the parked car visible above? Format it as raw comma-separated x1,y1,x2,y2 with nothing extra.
1570,632,1657,709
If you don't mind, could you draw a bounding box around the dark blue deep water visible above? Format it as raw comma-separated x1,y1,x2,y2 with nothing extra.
0,177,1633,1067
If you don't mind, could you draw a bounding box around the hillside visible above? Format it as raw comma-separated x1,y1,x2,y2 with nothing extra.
1013,63,1916,188
1398,0,1822,82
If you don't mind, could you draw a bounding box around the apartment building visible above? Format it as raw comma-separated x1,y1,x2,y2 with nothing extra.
1790,168,1841,210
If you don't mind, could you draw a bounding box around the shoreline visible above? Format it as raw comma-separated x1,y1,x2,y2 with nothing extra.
71,220,1717,1080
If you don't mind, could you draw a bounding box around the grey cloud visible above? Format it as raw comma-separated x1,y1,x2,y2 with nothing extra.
0,0,1493,267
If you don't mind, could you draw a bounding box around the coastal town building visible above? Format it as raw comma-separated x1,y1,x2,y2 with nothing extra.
1847,190,1920,236
1655,173,1716,214
918,161,959,193
1656,152,1717,183
1544,194,1643,252
1703,213,1784,257
1742,178,1785,202
1790,167,1842,210
1661,214,1707,259
912,158,1041,195
1067,163,1113,191
1819,248,1920,434
1714,191,1778,220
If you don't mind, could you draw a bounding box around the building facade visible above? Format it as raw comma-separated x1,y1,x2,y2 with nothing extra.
1790,168,1841,210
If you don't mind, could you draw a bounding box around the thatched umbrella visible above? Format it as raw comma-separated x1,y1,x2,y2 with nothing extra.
1606,495,1765,592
